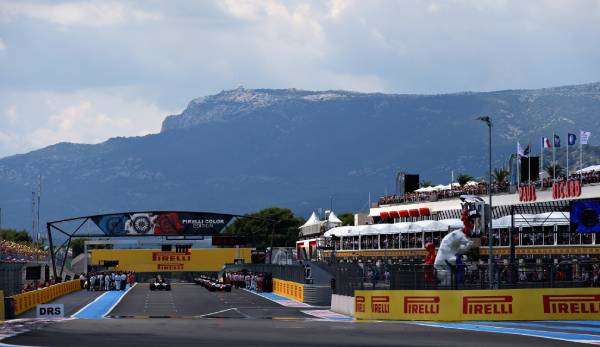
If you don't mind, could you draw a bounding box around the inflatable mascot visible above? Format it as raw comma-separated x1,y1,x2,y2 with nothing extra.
434,195,484,286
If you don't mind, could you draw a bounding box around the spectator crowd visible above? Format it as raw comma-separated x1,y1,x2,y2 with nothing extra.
79,271,135,291
0,239,47,263
379,182,493,206
379,168,600,207
224,271,272,292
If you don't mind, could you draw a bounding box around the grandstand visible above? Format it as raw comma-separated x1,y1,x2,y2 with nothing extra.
314,168,600,262
0,240,50,296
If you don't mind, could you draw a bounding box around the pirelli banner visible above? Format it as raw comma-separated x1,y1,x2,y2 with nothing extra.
354,288,600,321
91,248,252,272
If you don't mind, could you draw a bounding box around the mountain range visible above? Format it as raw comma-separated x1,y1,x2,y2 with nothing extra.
1,83,600,231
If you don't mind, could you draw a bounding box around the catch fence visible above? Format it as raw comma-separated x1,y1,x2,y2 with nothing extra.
320,260,600,296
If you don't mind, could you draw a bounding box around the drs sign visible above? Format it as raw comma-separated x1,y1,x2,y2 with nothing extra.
36,304,64,318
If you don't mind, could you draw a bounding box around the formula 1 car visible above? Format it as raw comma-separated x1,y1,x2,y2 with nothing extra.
149,276,171,291
193,276,231,292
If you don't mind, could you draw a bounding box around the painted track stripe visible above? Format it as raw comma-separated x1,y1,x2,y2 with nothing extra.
242,289,311,308
486,321,600,334
412,321,600,345
72,284,136,319
541,321,600,327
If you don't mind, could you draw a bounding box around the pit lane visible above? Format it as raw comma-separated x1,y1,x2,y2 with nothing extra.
107,283,311,319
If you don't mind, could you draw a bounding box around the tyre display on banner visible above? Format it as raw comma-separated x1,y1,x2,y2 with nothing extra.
91,211,234,236
354,288,600,321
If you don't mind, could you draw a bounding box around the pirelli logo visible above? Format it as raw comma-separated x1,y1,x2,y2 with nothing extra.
543,295,600,314
371,296,390,313
403,296,440,314
355,296,365,313
463,296,513,315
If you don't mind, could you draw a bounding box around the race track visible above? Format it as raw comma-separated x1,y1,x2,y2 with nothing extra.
108,283,311,319
2,283,596,347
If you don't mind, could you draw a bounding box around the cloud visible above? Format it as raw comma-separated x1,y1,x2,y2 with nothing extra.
0,0,599,157
0,88,173,157
0,1,161,27
0,38,5,50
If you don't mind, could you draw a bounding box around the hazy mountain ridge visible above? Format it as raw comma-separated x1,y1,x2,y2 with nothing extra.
1,82,600,231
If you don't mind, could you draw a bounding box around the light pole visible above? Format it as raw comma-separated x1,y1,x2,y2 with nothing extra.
477,115,494,289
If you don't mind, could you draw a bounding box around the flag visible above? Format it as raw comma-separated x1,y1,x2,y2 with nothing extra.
568,133,577,146
580,131,592,145
517,142,525,156
554,134,561,148
523,144,530,156
542,137,552,148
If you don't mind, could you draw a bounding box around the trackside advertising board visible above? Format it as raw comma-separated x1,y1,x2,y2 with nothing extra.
354,288,600,321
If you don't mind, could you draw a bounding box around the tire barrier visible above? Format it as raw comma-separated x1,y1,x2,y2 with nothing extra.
273,279,304,303
9,280,81,316
518,185,537,202
552,180,582,200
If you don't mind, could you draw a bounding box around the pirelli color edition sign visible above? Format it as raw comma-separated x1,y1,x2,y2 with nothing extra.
91,211,234,236
354,288,600,321
91,248,252,272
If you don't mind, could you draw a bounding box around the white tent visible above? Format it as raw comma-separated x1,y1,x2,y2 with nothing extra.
323,219,460,238
576,165,600,174
466,180,479,186
300,212,320,228
327,211,343,225
433,184,447,191
492,212,570,229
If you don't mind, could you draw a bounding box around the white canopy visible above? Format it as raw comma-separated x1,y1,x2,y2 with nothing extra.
576,165,600,174
323,219,463,238
466,180,480,186
300,212,321,229
492,212,570,229
327,211,342,225
433,184,447,191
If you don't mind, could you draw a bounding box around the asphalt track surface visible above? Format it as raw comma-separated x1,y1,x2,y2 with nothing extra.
2,284,594,347
19,290,104,318
108,283,311,319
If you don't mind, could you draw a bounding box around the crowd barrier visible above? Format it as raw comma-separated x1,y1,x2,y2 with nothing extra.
355,287,600,321
273,278,304,302
9,280,81,316
0,290,4,321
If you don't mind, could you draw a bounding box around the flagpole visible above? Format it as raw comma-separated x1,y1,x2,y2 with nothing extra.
566,132,570,177
580,132,583,185
528,144,531,184
517,146,520,187
552,131,556,181
540,137,543,187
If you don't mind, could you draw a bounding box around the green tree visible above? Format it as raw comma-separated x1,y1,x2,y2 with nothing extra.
0,229,33,243
224,207,305,249
493,168,510,185
545,162,565,178
457,174,474,187
71,238,88,257
337,212,354,226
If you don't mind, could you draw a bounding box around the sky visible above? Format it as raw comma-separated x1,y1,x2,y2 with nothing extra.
1,0,600,158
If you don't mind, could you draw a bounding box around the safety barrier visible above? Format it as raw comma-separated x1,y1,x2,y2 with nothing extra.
9,280,81,316
273,278,304,302
354,287,600,321
0,290,4,321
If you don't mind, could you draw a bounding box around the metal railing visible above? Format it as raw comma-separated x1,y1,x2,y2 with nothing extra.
321,260,600,296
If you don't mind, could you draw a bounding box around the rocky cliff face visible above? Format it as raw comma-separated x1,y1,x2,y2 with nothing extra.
1,83,599,231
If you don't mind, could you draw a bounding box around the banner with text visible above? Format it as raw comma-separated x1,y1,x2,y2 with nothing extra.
355,288,600,321
91,211,234,236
